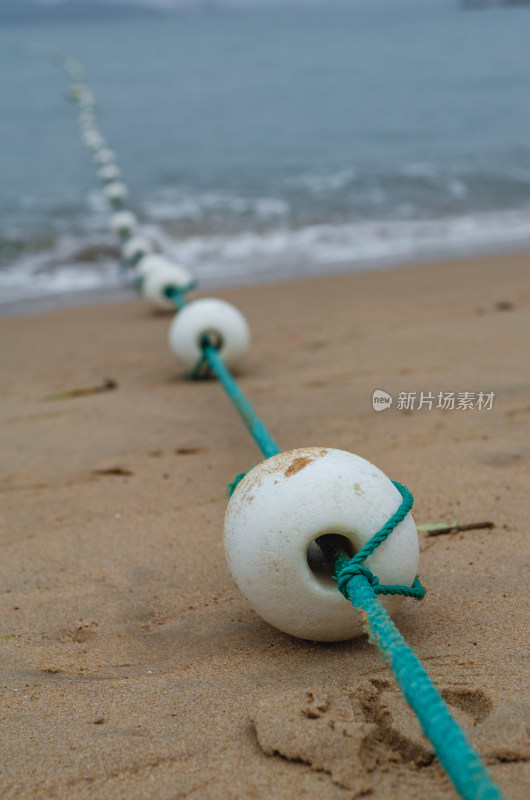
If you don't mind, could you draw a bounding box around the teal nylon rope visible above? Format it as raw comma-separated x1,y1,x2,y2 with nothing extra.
164,288,281,460
175,292,502,799
195,343,281,460
164,285,195,310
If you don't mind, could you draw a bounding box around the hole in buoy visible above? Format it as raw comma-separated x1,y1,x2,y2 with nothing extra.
200,331,224,350
306,534,356,588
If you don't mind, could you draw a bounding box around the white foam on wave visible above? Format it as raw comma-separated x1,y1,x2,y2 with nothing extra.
158,206,530,284
142,189,289,223
0,233,123,305
2,206,530,307
285,169,357,194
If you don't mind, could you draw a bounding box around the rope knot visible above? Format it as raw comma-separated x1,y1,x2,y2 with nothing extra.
332,481,426,602
336,561,379,597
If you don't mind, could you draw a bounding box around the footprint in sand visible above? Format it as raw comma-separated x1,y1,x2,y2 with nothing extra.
250,680,529,793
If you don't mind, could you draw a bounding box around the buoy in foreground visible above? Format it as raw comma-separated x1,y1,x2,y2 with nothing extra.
168,298,250,369
110,211,137,238
142,263,194,310
224,447,419,641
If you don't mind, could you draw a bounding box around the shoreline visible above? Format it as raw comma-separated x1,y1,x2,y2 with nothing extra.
3,240,530,319
0,250,528,799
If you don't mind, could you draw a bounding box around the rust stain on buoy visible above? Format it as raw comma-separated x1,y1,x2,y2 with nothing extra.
285,450,328,477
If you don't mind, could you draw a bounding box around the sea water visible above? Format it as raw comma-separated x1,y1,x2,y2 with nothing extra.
1,0,530,307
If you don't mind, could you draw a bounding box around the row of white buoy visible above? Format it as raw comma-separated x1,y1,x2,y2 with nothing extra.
65,63,251,370
63,61,419,642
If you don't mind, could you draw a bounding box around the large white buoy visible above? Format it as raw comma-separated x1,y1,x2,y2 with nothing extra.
110,211,137,238
168,299,250,370
224,447,419,641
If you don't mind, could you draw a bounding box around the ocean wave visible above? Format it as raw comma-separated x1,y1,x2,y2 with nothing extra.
0,233,123,304
159,207,530,283
141,189,289,224
2,206,530,306
285,169,357,194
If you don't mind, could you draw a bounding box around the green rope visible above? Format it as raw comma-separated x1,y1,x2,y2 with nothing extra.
227,468,254,497
201,344,502,798
163,284,196,309
343,576,501,799
198,343,281,460
165,288,280,461
61,64,504,797
161,158,502,800
318,493,502,800
327,481,426,600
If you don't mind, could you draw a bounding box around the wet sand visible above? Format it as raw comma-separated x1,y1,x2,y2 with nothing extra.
0,251,529,799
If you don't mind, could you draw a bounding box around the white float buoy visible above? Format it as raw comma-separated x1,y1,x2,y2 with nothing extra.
97,164,122,184
79,90,95,109
142,263,195,310
82,131,105,150
80,121,97,136
110,211,138,238
224,447,420,641
134,253,178,279
168,298,250,369
79,113,96,128
64,59,83,80
68,84,84,102
121,236,154,266
104,181,128,205
93,148,115,165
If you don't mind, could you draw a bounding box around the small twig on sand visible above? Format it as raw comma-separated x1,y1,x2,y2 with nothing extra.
417,521,494,537
45,378,117,401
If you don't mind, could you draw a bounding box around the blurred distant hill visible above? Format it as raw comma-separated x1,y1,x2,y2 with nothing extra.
461,0,530,7
0,1,164,24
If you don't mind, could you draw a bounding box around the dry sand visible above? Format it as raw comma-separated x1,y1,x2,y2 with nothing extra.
0,252,529,799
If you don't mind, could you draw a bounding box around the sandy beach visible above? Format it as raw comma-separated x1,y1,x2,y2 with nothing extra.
0,251,529,799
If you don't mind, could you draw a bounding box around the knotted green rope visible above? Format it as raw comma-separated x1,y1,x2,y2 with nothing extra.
329,548,502,799
189,331,502,799
330,481,425,600
59,56,504,799
318,491,502,800
162,167,502,800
